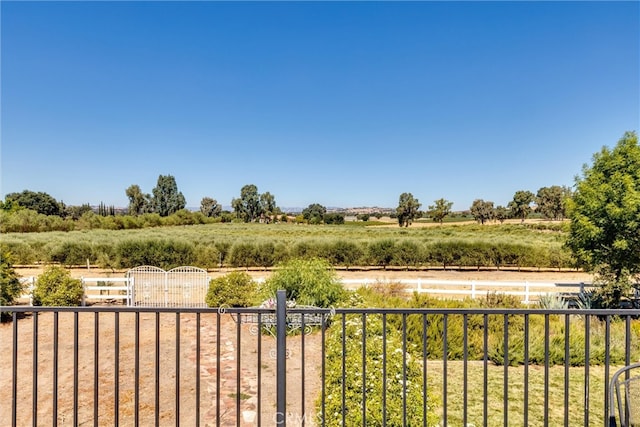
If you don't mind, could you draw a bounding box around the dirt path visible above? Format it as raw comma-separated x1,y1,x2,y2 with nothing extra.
0,310,322,426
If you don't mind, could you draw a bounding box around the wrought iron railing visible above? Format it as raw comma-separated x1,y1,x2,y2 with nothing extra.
1,292,639,426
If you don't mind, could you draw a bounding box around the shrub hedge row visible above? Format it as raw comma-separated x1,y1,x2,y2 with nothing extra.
357,288,640,367
1,237,575,271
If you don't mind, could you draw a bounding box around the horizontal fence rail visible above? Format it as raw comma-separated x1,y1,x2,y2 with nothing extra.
18,276,595,306
2,303,639,426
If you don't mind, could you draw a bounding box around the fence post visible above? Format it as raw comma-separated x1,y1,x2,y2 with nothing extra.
471,281,476,299
276,289,287,425
525,281,530,304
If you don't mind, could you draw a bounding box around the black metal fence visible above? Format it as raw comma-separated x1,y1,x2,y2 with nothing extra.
1,292,639,426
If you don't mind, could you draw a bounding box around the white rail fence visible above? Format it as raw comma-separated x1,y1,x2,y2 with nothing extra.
339,278,591,303
18,276,590,306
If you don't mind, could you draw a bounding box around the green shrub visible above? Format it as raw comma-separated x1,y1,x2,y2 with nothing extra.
1,253,24,318
205,271,257,307
49,241,94,266
114,239,195,269
33,266,84,306
261,258,345,307
321,309,439,426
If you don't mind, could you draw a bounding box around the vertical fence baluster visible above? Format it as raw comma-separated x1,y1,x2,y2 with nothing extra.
73,312,79,426
584,313,590,427
216,310,221,427
564,313,570,427
382,313,387,427
196,313,201,427
422,313,427,427
463,314,468,427
235,313,241,426
115,311,120,427
301,312,306,426
604,315,611,424
134,312,140,427
176,312,181,427
483,314,488,427
503,314,509,427
361,313,367,425
257,313,263,426
32,311,38,426
276,290,287,426
94,312,99,427
544,314,550,427
402,313,408,427
524,313,529,427
341,314,346,427
12,312,18,427
155,312,160,426
53,311,58,427
443,314,448,426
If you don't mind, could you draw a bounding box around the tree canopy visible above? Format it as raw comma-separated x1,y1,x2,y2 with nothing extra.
536,185,570,220
566,131,640,306
152,175,186,217
428,198,453,224
470,199,494,225
302,203,327,224
5,190,63,216
396,193,421,227
508,190,535,222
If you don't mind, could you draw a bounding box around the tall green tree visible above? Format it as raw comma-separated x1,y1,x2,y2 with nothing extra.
151,175,186,217
566,131,640,307
396,192,421,227
494,205,509,223
536,185,571,220
302,203,327,224
200,197,222,218
259,191,278,222
470,199,495,225
428,198,453,224
125,184,152,216
508,190,535,222
232,184,263,222
5,190,62,216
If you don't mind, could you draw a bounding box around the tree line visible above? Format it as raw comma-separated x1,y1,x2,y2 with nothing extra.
2,175,572,232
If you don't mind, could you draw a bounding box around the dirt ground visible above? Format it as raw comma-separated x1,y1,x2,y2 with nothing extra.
3,267,591,426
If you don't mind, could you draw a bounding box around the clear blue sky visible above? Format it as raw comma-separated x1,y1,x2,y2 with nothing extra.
1,1,638,211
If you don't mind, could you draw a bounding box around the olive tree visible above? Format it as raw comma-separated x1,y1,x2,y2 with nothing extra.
470,199,494,225
566,131,640,307
232,184,263,222
536,185,571,220
200,197,222,218
428,198,453,224
508,190,535,222
396,192,421,227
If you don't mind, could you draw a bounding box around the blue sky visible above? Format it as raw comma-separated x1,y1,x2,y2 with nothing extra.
1,1,638,211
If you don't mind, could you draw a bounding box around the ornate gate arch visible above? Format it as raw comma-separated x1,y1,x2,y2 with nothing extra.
126,266,209,307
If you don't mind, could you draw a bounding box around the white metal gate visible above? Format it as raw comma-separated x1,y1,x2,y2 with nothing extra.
126,266,209,307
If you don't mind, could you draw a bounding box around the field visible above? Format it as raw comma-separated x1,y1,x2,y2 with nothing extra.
2,219,574,271
3,220,608,426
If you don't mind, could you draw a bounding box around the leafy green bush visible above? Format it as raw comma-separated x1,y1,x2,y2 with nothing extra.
49,241,94,266
205,271,258,307
114,239,195,269
1,253,24,318
321,304,439,426
261,258,345,307
33,266,84,306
